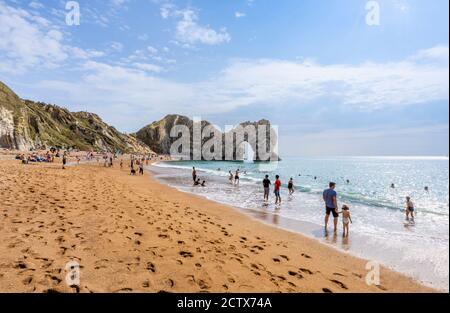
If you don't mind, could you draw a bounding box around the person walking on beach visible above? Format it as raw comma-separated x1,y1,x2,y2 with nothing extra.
263,175,271,202
120,159,123,170
340,205,353,237
139,162,144,176
274,175,282,205
323,182,339,233
62,152,67,170
406,196,415,222
288,178,295,195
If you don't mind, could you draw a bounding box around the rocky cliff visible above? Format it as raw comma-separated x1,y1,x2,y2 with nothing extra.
135,115,280,161
0,81,150,154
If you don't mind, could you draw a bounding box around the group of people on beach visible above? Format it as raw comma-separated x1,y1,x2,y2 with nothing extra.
189,166,419,237
322,182,416,236
322,182,353,237
261,175,295,205
16,148,62,164
128,156,149,176
192,167,206,187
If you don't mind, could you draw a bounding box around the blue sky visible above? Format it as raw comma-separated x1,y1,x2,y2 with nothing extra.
0,0,448,156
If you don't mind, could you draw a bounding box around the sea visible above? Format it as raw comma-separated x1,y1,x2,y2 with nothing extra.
150,156,449,291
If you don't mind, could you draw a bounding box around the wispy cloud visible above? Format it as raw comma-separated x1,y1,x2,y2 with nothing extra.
0,1,103,73
26,44,448,130
161,4,231,45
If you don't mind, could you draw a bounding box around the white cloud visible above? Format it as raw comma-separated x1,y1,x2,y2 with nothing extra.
29,45,449,131
137,34,149,41
235,12,246,18
411,45,449,63
160,3,175,19
29,1,44,10
132,62,163,73
176,9,231,45
111,0,129,7
0,2,104,73
110,41,124,52
147,46,158,54
68,47,105,59
160,5,231,45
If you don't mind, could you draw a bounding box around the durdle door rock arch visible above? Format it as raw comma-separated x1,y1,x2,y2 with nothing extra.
135,115,280,162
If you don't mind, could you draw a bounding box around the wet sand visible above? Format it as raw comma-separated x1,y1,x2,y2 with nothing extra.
0,159,434,293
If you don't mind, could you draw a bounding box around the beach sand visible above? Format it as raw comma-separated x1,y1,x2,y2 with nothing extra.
0,159,434,293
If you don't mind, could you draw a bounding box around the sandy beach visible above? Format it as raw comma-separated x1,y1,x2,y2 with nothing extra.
0,159,434,293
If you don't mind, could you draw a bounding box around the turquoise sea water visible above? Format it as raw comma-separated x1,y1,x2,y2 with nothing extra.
151,156,449,290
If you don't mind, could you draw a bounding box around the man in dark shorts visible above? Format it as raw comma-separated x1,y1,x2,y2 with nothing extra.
323,182,338,233
263,175,271,202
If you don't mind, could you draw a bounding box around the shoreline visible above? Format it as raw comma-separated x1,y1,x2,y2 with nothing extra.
149,164,446,292
0,159,436,292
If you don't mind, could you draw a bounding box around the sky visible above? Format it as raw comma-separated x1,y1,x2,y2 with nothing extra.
0,0,448,156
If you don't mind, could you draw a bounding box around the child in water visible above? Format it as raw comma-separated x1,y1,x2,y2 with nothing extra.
288,178,295,195
340,205,353,237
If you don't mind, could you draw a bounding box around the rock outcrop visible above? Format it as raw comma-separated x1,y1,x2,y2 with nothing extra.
0,81,150,153
135,115,280,161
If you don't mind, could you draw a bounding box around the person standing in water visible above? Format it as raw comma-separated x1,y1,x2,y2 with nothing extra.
288,178,295,195
192,167,197,183
234,170,240,186
323,182,339,233
263,175,271,202
406,196,415,222
340,205,353,237
229,171,234,184
274,175,282,205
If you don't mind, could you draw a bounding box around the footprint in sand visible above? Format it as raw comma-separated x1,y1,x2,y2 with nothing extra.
180,251,194,258
301,253,312,259
299,268,313,275
288,271,304,280
330,279,348,290
147,262,156,273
